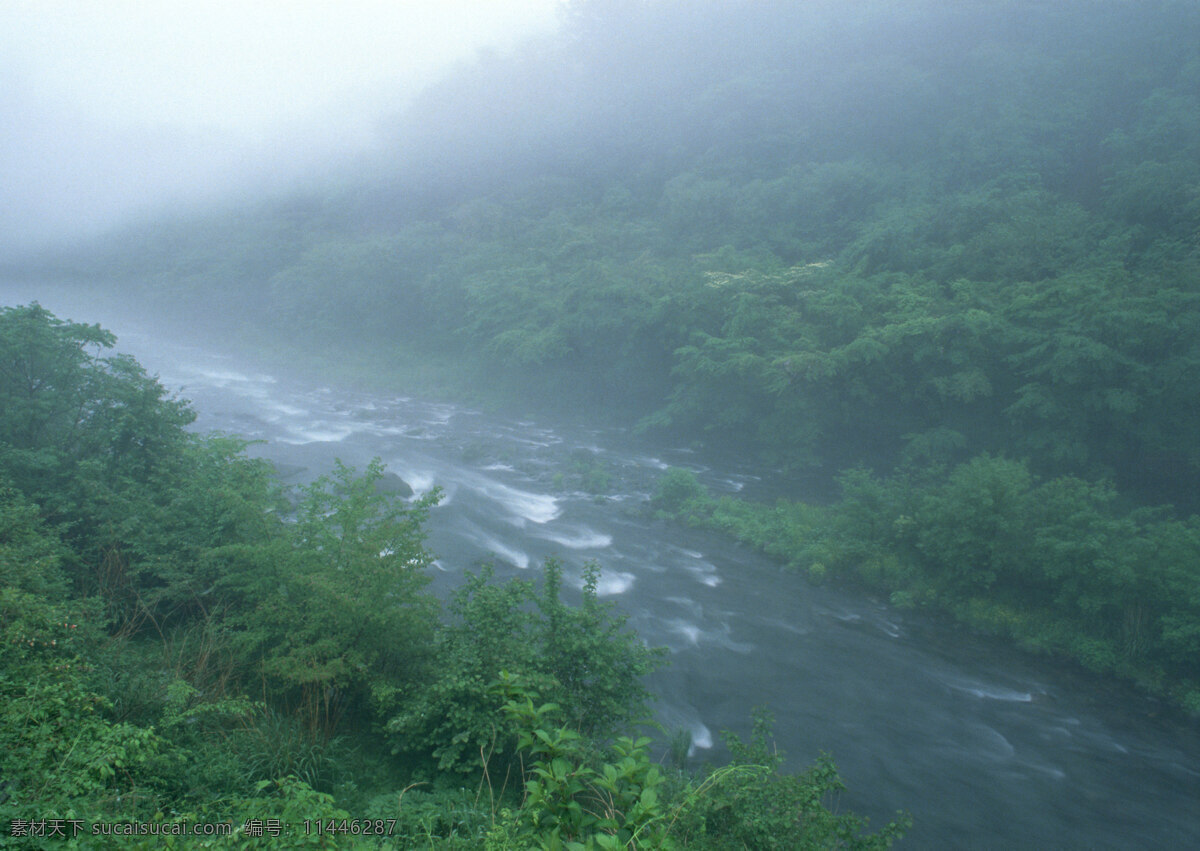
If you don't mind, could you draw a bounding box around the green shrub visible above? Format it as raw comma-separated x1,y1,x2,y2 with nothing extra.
387,559,663,776
651,468,708,515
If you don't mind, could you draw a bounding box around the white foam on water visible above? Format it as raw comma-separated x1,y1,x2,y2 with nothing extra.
368,424,408,436
684,560,721,587
197,368,276,386
267,402,308,418
670,621,703,645
1021,761,1066,780
1172,761,1200,778
540,529,613,550
961,686,1033,702
402,429,439,441
712,626,754,654
506,430,561,448
974,724,1016,760
468,476,560,524
825,608,862,623
689,722,713,755
390,470,453,505
478,536,530,570
483,463,516,472
1079,728,1129,754
594,571,635,596
399,470,437,495
877,619,902,638
945,676,1035,703
765,617,814,636
278,422,359,445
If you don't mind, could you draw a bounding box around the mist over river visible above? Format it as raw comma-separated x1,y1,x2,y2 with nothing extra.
8,287,1200,848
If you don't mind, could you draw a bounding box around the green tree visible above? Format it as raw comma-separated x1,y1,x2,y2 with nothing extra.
218,459,440,739
388,559,663,775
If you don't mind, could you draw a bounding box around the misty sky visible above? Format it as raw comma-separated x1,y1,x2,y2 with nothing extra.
0,0,563,254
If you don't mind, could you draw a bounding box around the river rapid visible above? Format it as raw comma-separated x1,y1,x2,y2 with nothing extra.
7,289,1200,848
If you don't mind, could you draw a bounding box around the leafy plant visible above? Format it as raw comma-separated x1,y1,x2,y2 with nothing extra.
673,708,910,850
388,559,663,776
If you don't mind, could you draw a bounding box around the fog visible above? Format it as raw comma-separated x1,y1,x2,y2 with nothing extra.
0,0,562,256
0,0,997,257
3,0,1134,258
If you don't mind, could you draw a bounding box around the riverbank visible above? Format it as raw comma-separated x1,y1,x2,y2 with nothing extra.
649,465,1200,719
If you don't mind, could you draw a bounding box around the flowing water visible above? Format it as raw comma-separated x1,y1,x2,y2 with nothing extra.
8,289,1200,848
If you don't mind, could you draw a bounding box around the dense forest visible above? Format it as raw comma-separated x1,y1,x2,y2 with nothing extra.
68,1,1200,496
8,0,1200,843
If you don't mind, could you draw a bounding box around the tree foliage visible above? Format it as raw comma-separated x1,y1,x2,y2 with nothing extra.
387,558,663,776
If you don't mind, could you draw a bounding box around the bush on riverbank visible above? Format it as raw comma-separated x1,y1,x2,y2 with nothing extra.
652,462,1200,715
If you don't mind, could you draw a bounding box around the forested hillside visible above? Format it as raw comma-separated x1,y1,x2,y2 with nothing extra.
73,0,1200,500
45,1,1200,704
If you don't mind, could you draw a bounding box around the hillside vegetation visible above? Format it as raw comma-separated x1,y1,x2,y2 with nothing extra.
48,1,1200,705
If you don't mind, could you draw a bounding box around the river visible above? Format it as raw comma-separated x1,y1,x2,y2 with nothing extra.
7,287,1200,848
